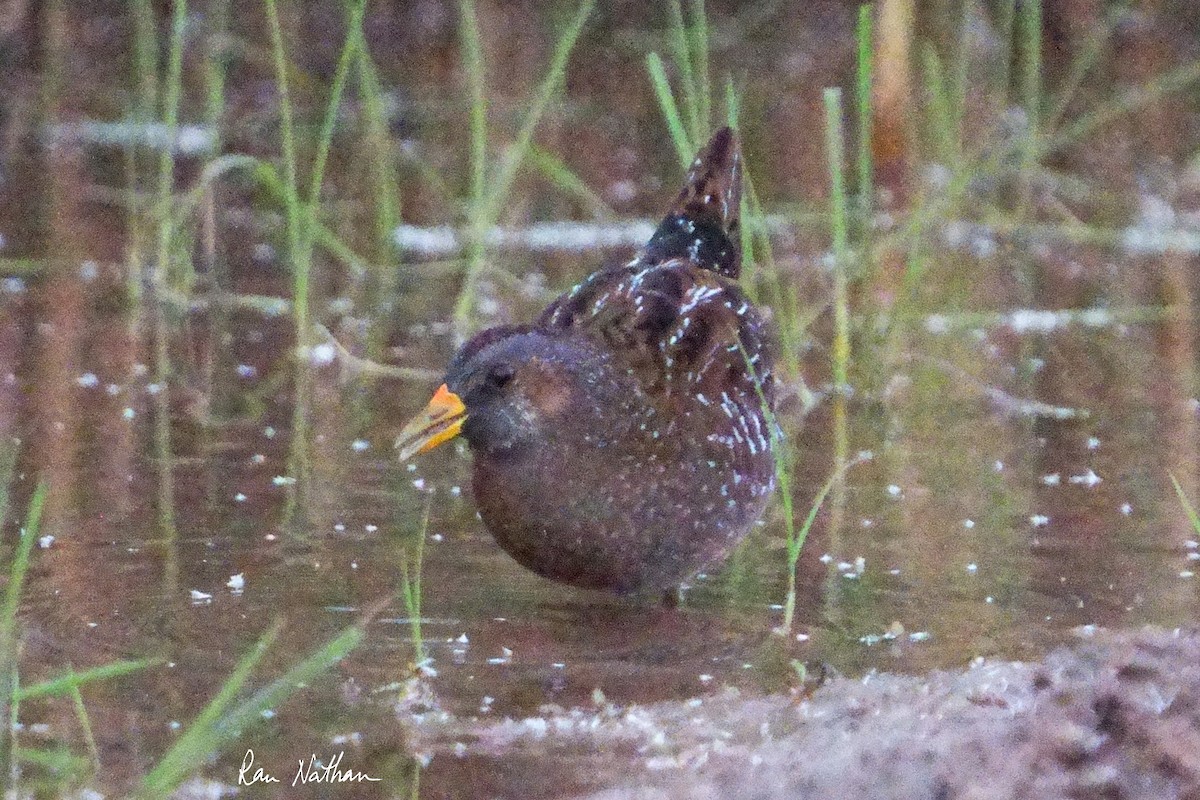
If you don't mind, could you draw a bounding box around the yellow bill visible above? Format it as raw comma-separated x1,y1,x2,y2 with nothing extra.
394,384,467,461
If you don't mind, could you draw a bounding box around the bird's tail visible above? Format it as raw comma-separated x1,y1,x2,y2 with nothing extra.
639,127,743,279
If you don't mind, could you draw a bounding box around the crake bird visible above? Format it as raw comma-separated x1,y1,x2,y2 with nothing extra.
396,128,777,593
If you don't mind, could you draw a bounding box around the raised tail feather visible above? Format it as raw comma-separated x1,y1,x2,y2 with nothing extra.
638,127,743,279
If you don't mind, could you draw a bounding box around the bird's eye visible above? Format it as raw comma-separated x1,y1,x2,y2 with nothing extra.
486,364,515,389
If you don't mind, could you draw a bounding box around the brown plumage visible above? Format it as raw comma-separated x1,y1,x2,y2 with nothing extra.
397,128,777,593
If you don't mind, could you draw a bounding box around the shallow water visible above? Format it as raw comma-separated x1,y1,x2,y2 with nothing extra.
2,246,1198,796
0,2,1199,796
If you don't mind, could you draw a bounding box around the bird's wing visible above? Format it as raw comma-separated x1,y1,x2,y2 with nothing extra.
537,259,774,411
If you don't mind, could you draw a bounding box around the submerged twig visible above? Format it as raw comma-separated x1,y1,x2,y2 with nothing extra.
313,324,441,383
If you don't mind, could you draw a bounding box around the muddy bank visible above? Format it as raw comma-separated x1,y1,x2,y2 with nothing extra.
406,626,1200,799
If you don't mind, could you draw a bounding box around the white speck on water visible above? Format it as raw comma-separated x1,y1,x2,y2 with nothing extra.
1030,514,1050,527
1120,503,1133,515
522,718,548,737
963,519,975,529
38,535,54,549
925,314,949,334
253,243,275,263
226,573,245,591
309,343,337,366
1041,473,1061,486
234,493,247,502
351,439,370,452
189,589,213,603
122,407,135,420
1068,469,1102,488
77,372,99,388
272,475,296,486
236,364,257,378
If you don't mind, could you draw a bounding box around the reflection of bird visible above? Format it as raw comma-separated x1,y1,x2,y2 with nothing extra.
397,128,776,593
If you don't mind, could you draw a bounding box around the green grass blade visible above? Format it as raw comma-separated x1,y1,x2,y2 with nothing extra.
136,620,283,797
647,52,693,167
481,0,594,224
16,658,162,702
855,4,874,218
458,0,488,223
688,0,711,138
306,0,367,211
154,0,188,289
453,0,594,335
667,0,700,139
527,145,614,219
67,666,99,770
1042,58,1200,156
1170,473,1200,536
824,88,850,392
208,623,364,745
264,0,306,334
1,482,46,650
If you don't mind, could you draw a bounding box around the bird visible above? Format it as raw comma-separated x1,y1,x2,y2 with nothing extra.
395,127,776,594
